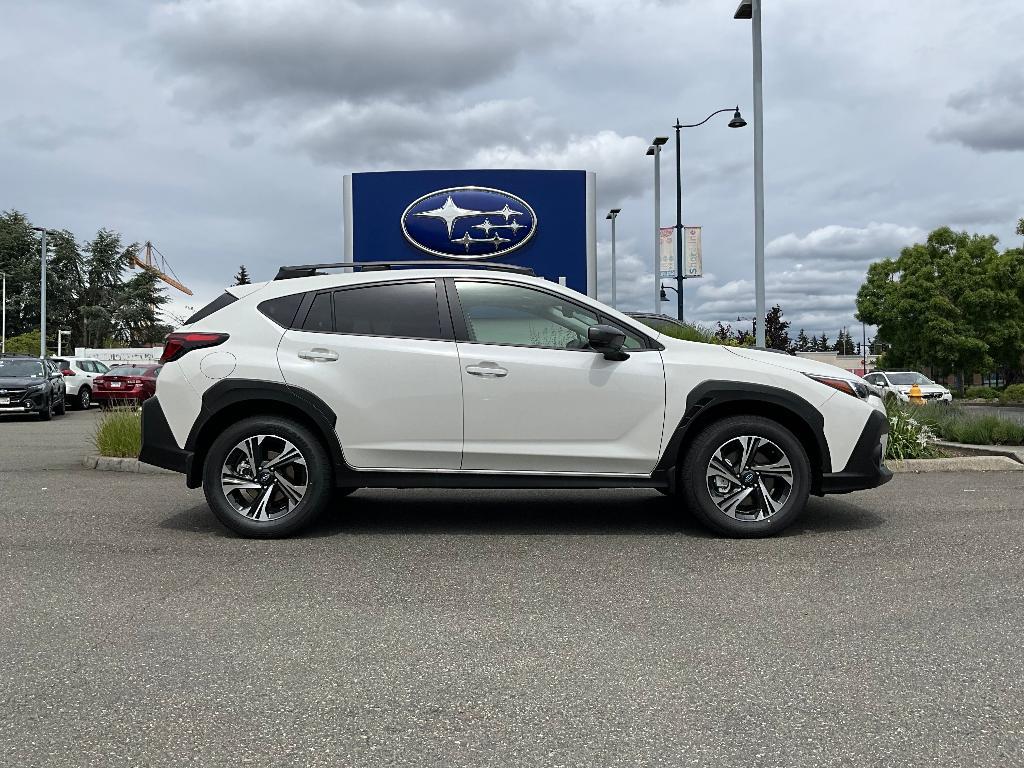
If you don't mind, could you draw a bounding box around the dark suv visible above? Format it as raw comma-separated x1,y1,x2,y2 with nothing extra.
0,357,67,420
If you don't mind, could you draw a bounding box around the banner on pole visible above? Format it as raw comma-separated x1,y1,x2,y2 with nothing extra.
658,227,675,279
684,226,703,277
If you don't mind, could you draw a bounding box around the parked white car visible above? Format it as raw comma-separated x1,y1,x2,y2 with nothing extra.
140,262,891,539
51,357,110,409
863,371,952,403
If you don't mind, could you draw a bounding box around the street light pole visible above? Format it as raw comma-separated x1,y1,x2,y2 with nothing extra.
606,209,621,307
1,271,6,354
672,107,746,324
735,0,766,348
32,227,47,358
647,137,669,313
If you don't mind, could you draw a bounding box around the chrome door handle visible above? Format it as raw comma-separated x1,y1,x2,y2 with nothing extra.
298,348,338,362
466,365,507,378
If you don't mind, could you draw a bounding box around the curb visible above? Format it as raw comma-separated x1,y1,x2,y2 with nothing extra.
82,455,174,475
889,456,1024,473
934,440,1024,464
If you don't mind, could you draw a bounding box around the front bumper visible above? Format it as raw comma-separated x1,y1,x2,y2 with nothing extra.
0,389,48,412
819,409,893,494
138,396,193,476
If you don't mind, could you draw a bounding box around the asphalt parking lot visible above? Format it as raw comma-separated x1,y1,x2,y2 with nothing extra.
2,409,1023,767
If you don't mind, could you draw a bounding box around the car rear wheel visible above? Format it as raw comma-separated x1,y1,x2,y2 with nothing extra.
76,387,91,410
681,415,810,537
203,416,332,538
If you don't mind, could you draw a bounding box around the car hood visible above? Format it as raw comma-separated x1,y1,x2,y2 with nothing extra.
892,383,947,393
724,346,866,380
0,378,46,389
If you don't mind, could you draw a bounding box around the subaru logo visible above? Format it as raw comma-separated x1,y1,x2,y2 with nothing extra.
401,187,537,260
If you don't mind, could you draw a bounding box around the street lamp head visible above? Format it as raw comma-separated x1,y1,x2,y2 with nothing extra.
652,136,670,146
606,208,621,220
728,107,747,128
646,145,657,156
734,0,752,19
660,289,669,302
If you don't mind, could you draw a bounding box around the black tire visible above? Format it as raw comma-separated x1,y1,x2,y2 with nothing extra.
76,387,91,410
203,416,332,538
55,392,66,416
38,397,53,421
680,415,811,538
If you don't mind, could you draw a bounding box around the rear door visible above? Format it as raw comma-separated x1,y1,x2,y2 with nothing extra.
277,278,464,470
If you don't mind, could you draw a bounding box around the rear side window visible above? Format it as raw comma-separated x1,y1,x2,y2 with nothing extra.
184,292,238,325
334,282,441,339
258,292,304,328
94,361,109,373
302,292,334,332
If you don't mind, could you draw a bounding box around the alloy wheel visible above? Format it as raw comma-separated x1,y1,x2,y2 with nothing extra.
220,434,309,521
705,435,794,521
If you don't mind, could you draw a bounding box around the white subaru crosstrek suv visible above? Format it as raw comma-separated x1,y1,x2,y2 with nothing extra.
140,262,891,538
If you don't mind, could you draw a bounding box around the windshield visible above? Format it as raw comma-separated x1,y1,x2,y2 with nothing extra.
0,360,45,378
887,372,935,386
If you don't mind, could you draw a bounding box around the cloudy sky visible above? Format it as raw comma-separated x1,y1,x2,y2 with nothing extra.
2,0,1022,336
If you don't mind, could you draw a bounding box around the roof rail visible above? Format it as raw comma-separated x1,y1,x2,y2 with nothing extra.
273,261,536,281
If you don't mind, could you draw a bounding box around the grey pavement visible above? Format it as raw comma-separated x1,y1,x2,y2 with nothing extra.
2,409,1023,767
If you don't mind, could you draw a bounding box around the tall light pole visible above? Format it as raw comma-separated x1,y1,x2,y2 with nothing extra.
647,136,669,313
735,0,766,348
31,226,47,358
606,208,621,307
1,271,6,354
672,107,747,322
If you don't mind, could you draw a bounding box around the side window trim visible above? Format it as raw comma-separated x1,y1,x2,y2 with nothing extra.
445,277,659,351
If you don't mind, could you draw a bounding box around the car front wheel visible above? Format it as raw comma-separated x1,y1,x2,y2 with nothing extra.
681,415,811,537
202,416,332,538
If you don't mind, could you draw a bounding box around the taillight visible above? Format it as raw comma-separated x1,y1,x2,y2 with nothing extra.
160,332,229,363
61,369,74,376
127,378,143,386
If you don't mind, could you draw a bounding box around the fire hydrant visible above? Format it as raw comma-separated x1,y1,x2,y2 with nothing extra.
908,383,925,405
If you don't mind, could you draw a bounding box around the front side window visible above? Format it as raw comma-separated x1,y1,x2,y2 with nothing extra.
454,281,605,349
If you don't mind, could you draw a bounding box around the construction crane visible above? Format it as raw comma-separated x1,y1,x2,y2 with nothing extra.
129,241,193,296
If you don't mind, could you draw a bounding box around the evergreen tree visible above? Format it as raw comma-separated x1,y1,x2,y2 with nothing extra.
796,329,810,351
764,304,792,352
819,332,829,351
233,264,251,285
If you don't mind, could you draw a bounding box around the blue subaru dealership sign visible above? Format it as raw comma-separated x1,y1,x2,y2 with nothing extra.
343,169,597,296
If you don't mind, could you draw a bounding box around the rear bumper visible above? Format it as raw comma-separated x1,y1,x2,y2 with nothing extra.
95,389,150,402
819,409,893,494
139,396,193,476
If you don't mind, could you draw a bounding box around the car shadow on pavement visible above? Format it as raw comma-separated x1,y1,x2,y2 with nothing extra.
161,491,884,539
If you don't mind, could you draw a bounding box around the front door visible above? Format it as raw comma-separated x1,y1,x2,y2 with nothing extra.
450,279,666,474
277,279,463,470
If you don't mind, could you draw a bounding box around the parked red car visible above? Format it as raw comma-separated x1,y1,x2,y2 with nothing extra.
93,364,162,406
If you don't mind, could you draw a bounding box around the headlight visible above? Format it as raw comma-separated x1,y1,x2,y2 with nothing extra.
804,373,870,399
27,384,45,393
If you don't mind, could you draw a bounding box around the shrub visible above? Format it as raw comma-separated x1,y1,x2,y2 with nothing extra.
912,402,1024,445
93,405,142,457
652,321,719,344
885,402,939,460
1000,384,1024,403
963,386,1000,400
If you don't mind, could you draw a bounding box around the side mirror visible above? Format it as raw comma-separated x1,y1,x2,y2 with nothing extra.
588,324,629,361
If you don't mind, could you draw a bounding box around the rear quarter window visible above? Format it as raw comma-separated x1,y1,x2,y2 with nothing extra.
184,292,238,325
258,292,304,328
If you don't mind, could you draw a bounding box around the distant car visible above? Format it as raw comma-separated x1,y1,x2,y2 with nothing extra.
0,356,67,420
93,364,161,406
51,357,110,410
864,371,952,403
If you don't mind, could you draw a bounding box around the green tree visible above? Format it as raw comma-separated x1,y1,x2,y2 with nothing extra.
795,329,810,351
818,332,829,351
233,264,251,285
856,226,1024,381
765,304,792,352
3,330,41,355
